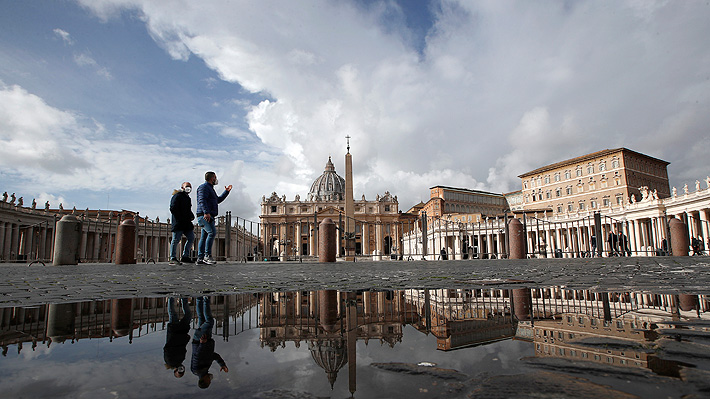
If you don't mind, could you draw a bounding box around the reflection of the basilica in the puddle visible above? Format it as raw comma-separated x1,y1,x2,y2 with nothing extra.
2,288,710,396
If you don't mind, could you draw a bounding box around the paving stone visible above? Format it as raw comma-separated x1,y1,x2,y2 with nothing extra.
0,257,708,307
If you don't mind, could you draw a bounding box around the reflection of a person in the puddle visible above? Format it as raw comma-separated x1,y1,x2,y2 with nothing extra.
164,297,192,378
191,296,228,388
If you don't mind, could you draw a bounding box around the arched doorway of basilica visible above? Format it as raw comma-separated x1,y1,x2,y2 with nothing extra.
384,236,392,255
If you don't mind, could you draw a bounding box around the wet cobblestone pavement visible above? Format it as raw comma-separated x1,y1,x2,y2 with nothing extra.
1,256,709,306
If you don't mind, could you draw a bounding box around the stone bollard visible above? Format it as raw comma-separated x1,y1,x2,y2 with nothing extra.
318,218,336,262
115,219,137,264
508,218,526,259
512,288,532,321
669,217,689,256
679,294,699,311
52,215,82,265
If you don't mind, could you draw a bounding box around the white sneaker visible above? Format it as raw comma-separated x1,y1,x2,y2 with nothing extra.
203,255,216,265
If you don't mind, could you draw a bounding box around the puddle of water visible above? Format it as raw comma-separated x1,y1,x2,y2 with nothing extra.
1,288,709,398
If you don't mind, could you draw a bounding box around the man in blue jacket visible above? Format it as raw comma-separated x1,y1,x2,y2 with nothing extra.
196,171,232,265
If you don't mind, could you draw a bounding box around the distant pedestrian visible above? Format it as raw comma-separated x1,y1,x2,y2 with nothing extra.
440,248,447,260
619,233,631,256
607,231,619,256
196,172,232,265
169,182,195,265
691,236,702,255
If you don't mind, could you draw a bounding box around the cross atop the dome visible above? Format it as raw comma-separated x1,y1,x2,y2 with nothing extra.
345,135,351,153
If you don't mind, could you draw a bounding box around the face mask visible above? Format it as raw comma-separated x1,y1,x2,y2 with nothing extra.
184,186,192,194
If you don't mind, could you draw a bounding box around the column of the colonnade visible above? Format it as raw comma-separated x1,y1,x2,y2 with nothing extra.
93,230,101,261
4,223,14,259
80,226,88,261
545,228,553,258
10,223,19,260
700,209,710,246
37,223,46,260
497,230,504,258
394,223,400,258
686,212,696,239
376,223,384,255
488,230,495,258
295,222,301,258
26,226,36,260
631,220,641,255
336,223,341,257
309,223,315,256
0,222,5,259
652,217,664,254
363,223,369,255
638,220,648,255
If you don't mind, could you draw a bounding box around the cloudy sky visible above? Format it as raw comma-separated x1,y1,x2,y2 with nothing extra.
1,0,709,222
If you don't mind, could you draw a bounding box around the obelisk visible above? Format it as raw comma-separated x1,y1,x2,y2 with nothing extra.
344,136,355,260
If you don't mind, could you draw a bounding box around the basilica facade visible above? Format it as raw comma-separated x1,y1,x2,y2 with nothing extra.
259,156,402,259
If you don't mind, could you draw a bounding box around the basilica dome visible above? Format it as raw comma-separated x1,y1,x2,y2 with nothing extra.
308,157,345,201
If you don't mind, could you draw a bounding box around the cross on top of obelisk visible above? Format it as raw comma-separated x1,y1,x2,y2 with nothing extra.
345,135,351,153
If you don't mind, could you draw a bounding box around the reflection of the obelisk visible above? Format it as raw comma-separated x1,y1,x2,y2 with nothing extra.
258,290,418,393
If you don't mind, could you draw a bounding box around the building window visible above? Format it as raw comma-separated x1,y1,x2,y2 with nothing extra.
546,191,551,199
603,198,610,207
568,203,574,212
612,158,619,168
577,181,584,193
556,188,562,197
555,173,560,182
599,162,606,171
566,186,572,195
384,205,390,212
579,202,585,210
544,176,550,184
523,181,528,189
616,195,623,205
557,206,563,213
270,206,277,213
587,164,594,174
576,168,582,177
590,199,597,209
565,170,571,179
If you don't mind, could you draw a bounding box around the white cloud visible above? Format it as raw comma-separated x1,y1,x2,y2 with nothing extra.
48,0,710,212
53,28,74,45
0,83,256,219
73,52,113,79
